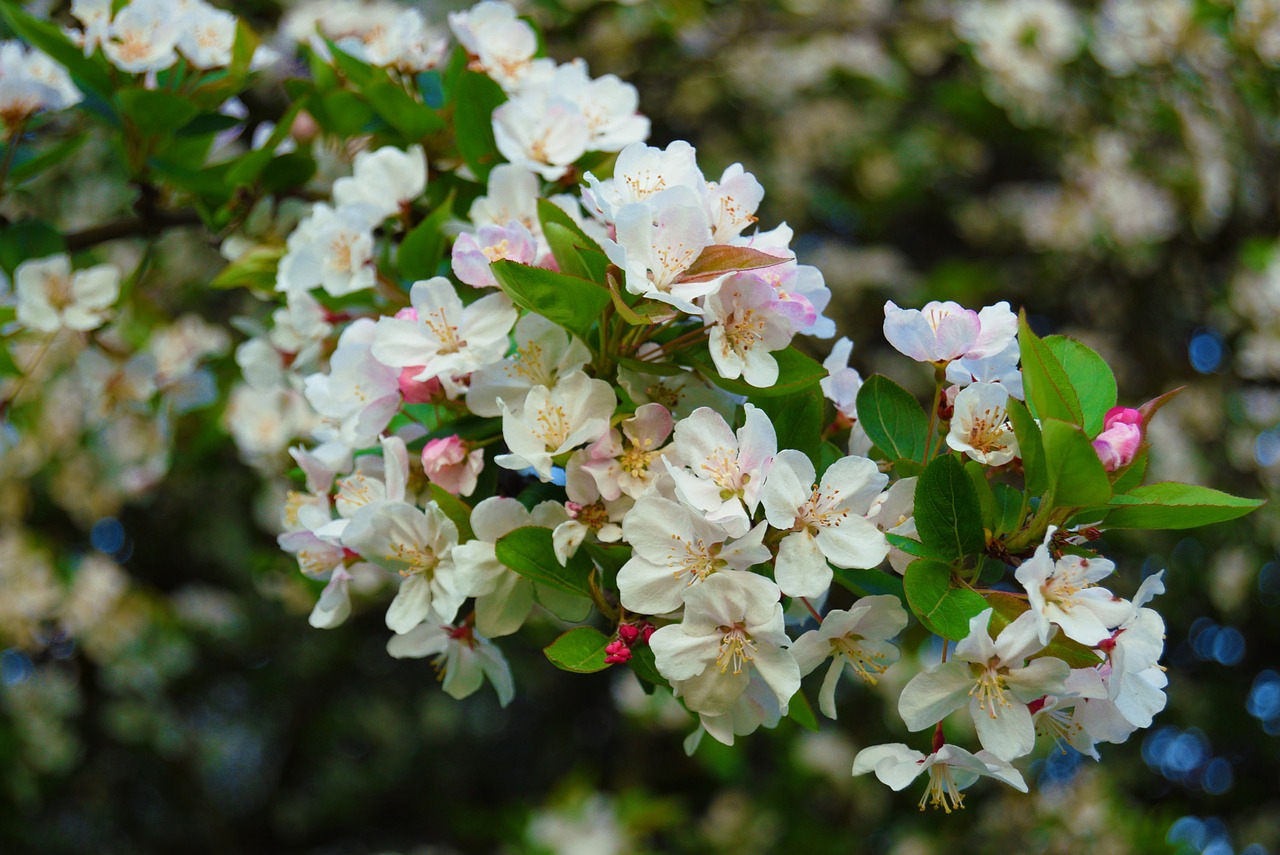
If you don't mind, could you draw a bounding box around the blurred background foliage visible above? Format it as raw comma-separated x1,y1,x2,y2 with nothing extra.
2,0,1279,852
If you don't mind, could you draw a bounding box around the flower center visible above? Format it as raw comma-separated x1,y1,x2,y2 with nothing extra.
919,764,965,813
715,622,756,675
829,634,888,684
969,663,1012,717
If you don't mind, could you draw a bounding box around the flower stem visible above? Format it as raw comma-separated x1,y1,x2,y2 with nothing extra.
921,364,947,464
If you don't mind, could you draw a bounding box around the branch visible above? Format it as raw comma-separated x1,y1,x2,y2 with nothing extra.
65,208,203,252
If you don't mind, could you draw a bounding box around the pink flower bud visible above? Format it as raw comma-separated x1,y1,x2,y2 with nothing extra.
421,435,484,496
616,624,640,645
1092,417,1142,471
398,367,443,404
603,639,632,664
1103,406,1142,428
638,623,655,645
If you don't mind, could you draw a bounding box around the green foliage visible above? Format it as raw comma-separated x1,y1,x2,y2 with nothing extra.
1007,397,1048,496
0,221,64,277
115,89,201,136
1044,336,1117,437
751,387,824,466
429,486,476,542
398,194,456,282
855,374,929,464
489,260,612,342
1040,419,1112,508
914,454,986,562
831,566,906,602
453,70,507,181
1104,483,1266,530
903,558,989,640
544,627,614,673
495,526,595,599
1018,311,1083,426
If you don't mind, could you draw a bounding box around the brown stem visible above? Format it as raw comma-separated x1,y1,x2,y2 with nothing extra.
65,209,203,252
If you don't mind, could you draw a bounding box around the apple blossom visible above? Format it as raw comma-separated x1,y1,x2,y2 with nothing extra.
883,300,1017,365
576,403,675,501
616,495,770,615
604,189,717,313
1014,527,1131,646
582,140,705,223
276,203,379,297
451,221,539,289
1092,406,1142,470
760,450,890,598
820,337,863,420
664,404,776,538
703,273,793,387
897,609,1069,761
495,370,616,482
790,596,908,719
387,615,515,706
465,312,592,417
421,436,484,497
15,255,119,334
649,572,799,716
946,381,1019,466
102,1,180,73
332,145,428,221
852,742,1027,812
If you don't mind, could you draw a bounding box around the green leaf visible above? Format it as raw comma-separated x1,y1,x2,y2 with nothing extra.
326,40,376,88
685,344,826,398
786,689,820,732
0,342,19,378
260,152,317,195
489,260,611,341
816,440,844,479
1044,336,1117,437
7,134,88,185
582,542,631,584
1111,448,1147,495
832,567,906,602
365,80,445,140
0,220,65,278
315,90,374,137
628,643,668,692
495,526,593,598
672,244,788,284
115,89,201,136
903,559,989,641
1018,311,1083,426
398,193,456,282
209,245,282,292
428,485,475,542
855,375,928,464
453,71,507,181
992,483,1024,537
537,198,603,254
1006,398,1047,496
914,454,986,561
752,386,823,465
884,533,949,563
534,586,593,622
965,461,995,531
543,222,594,281
1104,483,1265,530
0,6,113,101
1040,419,1112,508
543,627,613,674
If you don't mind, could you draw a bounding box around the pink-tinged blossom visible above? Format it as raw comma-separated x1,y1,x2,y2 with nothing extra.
665,404,776,538
734,224,836,339
451,220,539,289
760,450,890,598
946,382,1019,466
578,402,674,501
387,615,515,706
883,300,1017,365
897,609,1069,762
853,742,1027,812
705,163,764,243
616,495,769,615
465,312,592,417
421,435,484,497
703,274,794,387
649,572,799,716
370,277,517,398
495,370,616,482
1092,406,1142,470
398,368,444,405
790,596,908,719
555,454,630,565
946,339,1024,400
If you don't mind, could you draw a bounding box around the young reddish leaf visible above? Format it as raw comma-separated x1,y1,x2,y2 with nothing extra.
672,245,788,284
